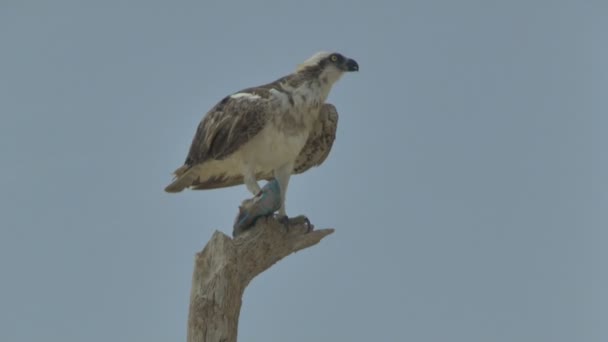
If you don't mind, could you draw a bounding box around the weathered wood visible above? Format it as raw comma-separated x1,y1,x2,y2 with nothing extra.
187,217,334,342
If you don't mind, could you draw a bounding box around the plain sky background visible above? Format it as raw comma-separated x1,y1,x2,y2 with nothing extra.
1,0,606,341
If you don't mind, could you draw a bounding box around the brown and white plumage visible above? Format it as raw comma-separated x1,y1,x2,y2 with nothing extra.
180,103,339,190
165,52,358,217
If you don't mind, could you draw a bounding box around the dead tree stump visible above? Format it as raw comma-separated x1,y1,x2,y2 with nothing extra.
187,216,334,342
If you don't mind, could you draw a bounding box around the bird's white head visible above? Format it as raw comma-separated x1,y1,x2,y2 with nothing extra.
296,51,359,86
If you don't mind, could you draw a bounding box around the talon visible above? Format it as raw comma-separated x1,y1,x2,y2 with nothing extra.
292,216,312,232
302,217,313,232
276,215,290,232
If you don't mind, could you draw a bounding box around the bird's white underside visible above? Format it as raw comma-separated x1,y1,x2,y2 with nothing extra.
187,119,310,215
190,122,309,184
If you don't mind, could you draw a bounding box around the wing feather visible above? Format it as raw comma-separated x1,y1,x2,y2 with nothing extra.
164,92,270,193
293,103,338,174
187,95,268,164
185,103,339,191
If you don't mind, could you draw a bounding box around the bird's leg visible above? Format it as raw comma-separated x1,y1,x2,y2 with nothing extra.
273,162,293,218
272,163,311,232
243,166,261,195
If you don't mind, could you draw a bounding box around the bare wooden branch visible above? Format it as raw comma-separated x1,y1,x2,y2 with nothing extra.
187,217,334,342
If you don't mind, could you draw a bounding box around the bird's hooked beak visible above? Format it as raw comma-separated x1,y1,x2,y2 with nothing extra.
343,58,359,72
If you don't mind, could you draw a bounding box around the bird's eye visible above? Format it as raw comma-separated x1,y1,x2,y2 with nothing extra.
330,55,338,62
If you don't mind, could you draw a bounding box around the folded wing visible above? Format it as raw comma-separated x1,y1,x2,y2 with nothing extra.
185,103,339,191
164,93,270,193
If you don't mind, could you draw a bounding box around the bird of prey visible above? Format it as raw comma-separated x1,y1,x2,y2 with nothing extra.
165,51,358,222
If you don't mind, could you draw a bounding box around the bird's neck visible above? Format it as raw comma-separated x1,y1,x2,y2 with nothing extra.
286,67,343,107
290,80,340,108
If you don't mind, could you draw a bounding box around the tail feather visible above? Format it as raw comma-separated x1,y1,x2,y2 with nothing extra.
164,179,187,193
164,165,197,193
164,160,264,192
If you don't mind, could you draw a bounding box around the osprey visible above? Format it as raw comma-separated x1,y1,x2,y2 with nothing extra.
165,52,358,222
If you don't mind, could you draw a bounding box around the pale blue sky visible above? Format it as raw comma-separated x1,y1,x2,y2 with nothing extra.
1,1,606,341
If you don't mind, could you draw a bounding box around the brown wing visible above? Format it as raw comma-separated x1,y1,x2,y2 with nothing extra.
164,91,271,193
293,103,338,174
186,93,271,164
185,103,339,191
